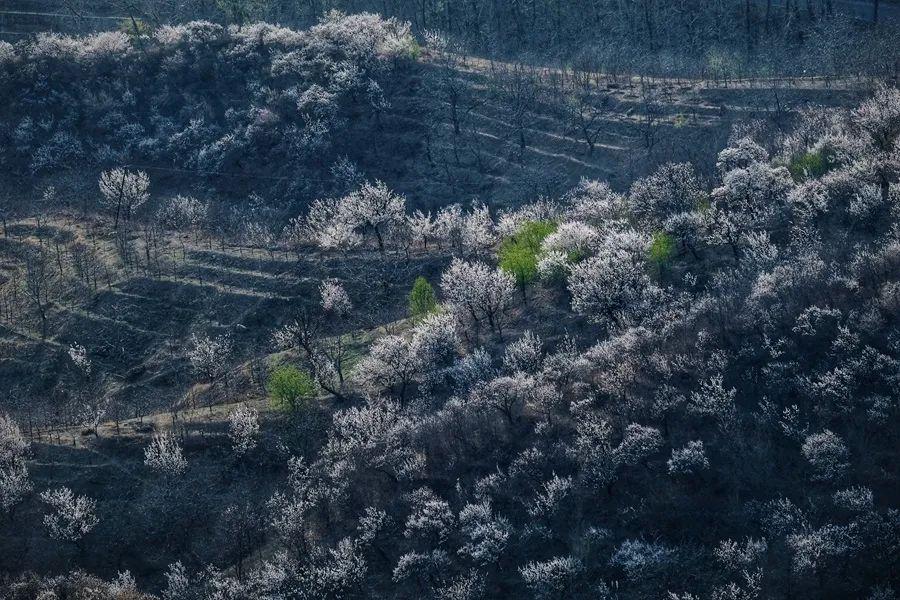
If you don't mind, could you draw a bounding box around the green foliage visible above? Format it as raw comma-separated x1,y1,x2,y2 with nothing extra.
566,249,586,263
696,197,712,215
500,243,538,288
119,18,152,37
499,220,557,293
267,364,316,412
706,48,742,78
649,231,676,266
788,149,836,181
409,276,438,319
517,220,558,252
404,38,423,60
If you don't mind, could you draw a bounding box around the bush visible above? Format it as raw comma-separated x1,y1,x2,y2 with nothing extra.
267,365,317,412
409,276,438,319
648,231,676,266
499,221,557,298
119,18,152,37
788,149,836,181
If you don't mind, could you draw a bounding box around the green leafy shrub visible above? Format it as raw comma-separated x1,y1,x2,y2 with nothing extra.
788,149,836,181
706,48,742,79
566,249,587,263
409,276,438,319
696,197,712,215
649,231,676,266
119,17,152,37
267,365,317,412
499,220,557,298
404,38,423,60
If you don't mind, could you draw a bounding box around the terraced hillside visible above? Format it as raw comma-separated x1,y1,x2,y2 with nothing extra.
1,8,899,594
0,0,124,41
0,217,450,425
400,52,870,210
1,389,292,586
0,49,873,428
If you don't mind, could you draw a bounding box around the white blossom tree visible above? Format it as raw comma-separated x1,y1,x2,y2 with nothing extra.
355,334,420,402
689,374,737,431
519,555,583,600
319,278,353,318
609,539,674,581
157,195,208,233
572,404,617,491
502,330,543,374
832,486,873,512
706,162,794,256
404,486,455,544
228,405,260,457
306,180,407,252
627,162,704,229
0,463,31,516
67,342,91,377
144,433,187,478
527,474,574,520
434,204,465,251
41,486,99,544
473,373,535,424
567,230,660,328
457,501,511,565
786,523,851,575
0,414,31,514
98,168,150,230
563,178,626,224
460,202,496,256
714,537,767,573
67,341,109,438
540,220,599,257
407,209,435,249
615,423,663,467
716,137,769,174
354,313,458,403
801,430,849,483
441,258,515,335
188,332,234,389
851,85,900,204
667,440,709,476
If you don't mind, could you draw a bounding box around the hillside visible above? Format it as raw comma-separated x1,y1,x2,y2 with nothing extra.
408,52,870,207
0,33,873,420
0,13,899,600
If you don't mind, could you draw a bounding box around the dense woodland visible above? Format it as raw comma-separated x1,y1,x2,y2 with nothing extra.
1,7,900,600
42,0,900,76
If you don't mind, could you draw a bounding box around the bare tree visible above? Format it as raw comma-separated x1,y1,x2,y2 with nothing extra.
24,248,53,338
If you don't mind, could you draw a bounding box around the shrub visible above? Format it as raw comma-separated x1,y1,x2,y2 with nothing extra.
409,276,438,319
267,364,317,412
403,37,423,60
499,220,557,298
648,231,676,266
788,149,836,181
119,18,152,37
